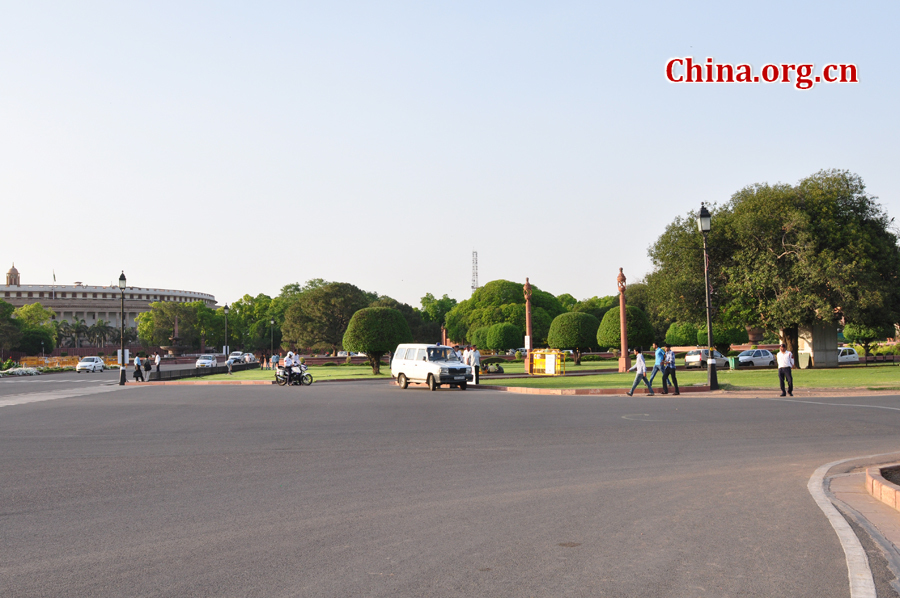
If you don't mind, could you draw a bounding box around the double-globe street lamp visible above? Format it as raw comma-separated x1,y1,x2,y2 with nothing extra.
697,204,719,390
118,271,127,385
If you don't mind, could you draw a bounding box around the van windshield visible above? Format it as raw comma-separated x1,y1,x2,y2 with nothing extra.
427,347,460,362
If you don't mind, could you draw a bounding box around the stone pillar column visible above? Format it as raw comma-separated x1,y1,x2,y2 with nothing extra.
617,268,631,373
524,278,534,374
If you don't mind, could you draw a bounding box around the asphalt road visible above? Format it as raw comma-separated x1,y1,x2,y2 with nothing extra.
3,382,900,597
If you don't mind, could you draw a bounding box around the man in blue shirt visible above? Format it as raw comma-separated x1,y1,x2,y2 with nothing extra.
647,342,666,391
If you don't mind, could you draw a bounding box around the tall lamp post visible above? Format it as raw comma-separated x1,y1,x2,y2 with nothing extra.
223,304,229,357
697,204,719,390
118,271,127,385
270,319,275,356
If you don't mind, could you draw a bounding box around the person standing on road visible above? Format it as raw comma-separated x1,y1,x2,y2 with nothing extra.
469,344,482,384
626,347,654,397
662,343,680,395
154,351,161,381
647,342,666,389
272,352,280,371
777,343,795,397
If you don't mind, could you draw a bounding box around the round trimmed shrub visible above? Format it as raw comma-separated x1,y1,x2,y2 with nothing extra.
342,307,413,374
547,312,601,365
485,322,522,352
596,306,654,352
665,321,699,347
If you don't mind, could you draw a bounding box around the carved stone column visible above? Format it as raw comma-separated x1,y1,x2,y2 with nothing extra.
617,268,631,373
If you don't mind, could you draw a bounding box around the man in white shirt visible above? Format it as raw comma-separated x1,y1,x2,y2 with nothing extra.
462,345,470,367
283,352,295,384
626,346,654,396
133,355,144,382
776,343,795,397
154,352,161,381
470,345,482,384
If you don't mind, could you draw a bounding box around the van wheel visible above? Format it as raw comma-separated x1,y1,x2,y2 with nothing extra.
427,374,437,391
398,373,408,389
460,381,467,390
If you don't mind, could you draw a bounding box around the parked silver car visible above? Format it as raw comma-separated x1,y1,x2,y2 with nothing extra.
838,347,860,364
684,349,728,369
736,349,775,367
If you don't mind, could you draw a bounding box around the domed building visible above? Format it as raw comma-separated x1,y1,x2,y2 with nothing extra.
2,264,216,328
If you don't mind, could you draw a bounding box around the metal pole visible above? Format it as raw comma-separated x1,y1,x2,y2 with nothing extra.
702,232,719,390
224,314,228,357
119,289,126,385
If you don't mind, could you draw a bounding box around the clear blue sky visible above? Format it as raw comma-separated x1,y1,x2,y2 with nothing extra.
2,1,897,307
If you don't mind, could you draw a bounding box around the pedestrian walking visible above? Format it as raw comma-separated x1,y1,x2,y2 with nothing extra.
662,343,680,395
154,351,161,381
133,354,144,382
777,343,795,396
647,342,666,389
626,347,654,396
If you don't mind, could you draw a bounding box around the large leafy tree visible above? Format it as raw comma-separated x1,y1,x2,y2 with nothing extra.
485,322,523,352
444,280,564,345
420,293,457,326
843,323,894,365
648,170,900,354
0,299,22,358
282,282,372,354
572,295,617,322
342,307,413,374
371,296,440,343
547,312,601,364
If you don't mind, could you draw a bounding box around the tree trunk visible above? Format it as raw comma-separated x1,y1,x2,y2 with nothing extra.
779,326,799,356
369,352,382,375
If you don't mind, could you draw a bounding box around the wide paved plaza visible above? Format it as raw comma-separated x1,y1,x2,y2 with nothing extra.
3,374,900,597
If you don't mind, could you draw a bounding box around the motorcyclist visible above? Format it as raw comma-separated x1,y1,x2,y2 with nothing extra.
283,351,295,384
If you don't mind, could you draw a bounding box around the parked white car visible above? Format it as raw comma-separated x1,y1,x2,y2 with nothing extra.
736,349,776,367
838,347,860,364
195,355,218,368
684,349,728,369
392,343,472,391
76,356,105,373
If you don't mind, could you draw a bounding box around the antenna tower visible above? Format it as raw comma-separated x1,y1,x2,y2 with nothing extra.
471,251,479,295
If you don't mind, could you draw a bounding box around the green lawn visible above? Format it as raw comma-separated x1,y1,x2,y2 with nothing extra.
195,365,391,382
481,364,900,390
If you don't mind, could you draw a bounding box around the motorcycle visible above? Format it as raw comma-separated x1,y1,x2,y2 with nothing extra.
275,363,313,386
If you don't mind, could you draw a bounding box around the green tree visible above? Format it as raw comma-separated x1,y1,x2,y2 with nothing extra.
572,295,617,322
843,322,894,365
59,319,89,348
371,296,440,343
342,307,413,374
282,282,372,354
485,322,523,353
13,303,56,329
596,306,654,352
696,325,749,355
88,320,116,347
556,293,578,312
0,299,22,358
420,293,458,325
467,326,489,348
16,327,56,355
648,170,900,355
445,280,564,345
547,312,601,365
665,322,699,347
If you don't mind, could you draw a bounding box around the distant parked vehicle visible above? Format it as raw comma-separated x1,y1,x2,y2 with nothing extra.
195,355,218,368
241,353,257,363
684,349,728,369
839,347,860,364
736,349,775,367
76,356,105,373
229,351,243,360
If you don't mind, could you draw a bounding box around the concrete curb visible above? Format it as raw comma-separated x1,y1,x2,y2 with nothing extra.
388,381,710,395
866,464,900,512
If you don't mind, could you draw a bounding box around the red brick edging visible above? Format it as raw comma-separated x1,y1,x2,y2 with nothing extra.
866,465,900,511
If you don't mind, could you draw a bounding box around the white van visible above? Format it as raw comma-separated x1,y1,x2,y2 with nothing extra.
392,344,473,391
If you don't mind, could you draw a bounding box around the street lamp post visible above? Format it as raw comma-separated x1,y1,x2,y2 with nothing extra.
697,204,719,390
223,304,229,357
118,271,127,385
270,319,275,356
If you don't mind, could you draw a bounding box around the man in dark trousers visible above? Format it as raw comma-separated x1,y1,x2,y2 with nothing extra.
662,343,680,395
776,343,795,397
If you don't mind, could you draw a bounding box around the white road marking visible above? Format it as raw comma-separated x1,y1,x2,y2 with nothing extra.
0,384,128,408
809,457,880,598
758,397,900,412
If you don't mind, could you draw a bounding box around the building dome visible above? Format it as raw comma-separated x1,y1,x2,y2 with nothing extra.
6,263,19,286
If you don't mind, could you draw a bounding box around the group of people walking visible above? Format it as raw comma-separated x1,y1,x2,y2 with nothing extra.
626,342,796,397
132,352,161,382
627,342,679,396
